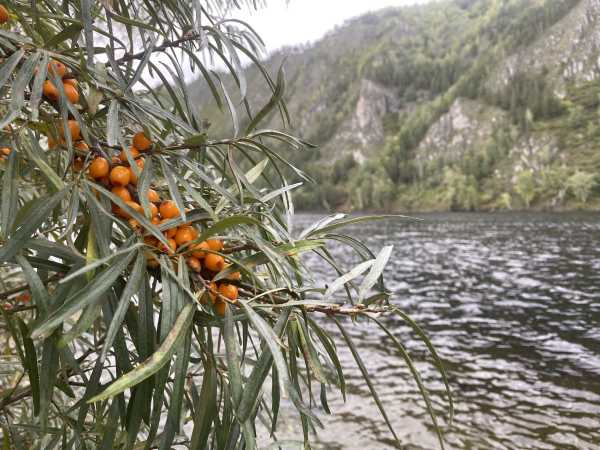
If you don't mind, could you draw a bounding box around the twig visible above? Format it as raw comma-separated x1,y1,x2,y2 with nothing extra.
0,273,63,300
116,32,202,64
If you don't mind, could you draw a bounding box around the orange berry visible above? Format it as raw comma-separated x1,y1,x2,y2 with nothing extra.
48,59,67,78
225,265,241,281
42,80,59,102
191,241,210,259
63,78,78,87
74,141,89,152
133,131,152,151
214,300,227,316
125,201,143,215
110,165,131,186
151,216,160,226
190,227,199,240
174,226,195,247
161,238,177,254
119,146,140,164
89,157,109,180
111,186,132,202
159,200,180,219
207,239,224,252
187,256,202,272
204,253,225,272
0,5,9,24
63,83,79,103
159,220,177,238
147,189,160,203
116,201,143,219
144,202,158,218
218,283,239,302
0,147,10,156
58,120,81,141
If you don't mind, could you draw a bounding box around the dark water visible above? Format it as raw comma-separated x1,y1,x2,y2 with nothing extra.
292,212,600,450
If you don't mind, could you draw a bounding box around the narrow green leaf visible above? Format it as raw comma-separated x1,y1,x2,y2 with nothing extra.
107,99,120,146
45,23,83,48
39,336,59,429
59,243,143,284
358,245,393,303
189,359,217,450
224,307,243,408
16,255,51,316
306,215,410,238
392,307,454,424
100,253,145,362
159,158,187,222
245,65,285,134
81,0,94,67
10,52,40,113
99,401,120,450
323,259,375,300
31,250,136,340
24,129,65,191
334,318,400,445
0,49,24,89
369,315,447,450
30,52,48,122
16,318,40,416
88,303,195,403
0,148,18,239
0,189,67,263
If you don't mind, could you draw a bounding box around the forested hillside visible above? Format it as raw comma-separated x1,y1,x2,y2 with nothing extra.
192,0,600,211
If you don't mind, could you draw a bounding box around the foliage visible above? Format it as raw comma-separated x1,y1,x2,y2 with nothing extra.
514,169,537,208
0,1,453,449
442,168,479,211
567,171,597,203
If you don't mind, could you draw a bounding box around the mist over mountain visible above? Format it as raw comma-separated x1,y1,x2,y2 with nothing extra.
192,0,600,211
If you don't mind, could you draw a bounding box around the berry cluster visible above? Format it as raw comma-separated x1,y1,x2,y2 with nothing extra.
86,133,240,315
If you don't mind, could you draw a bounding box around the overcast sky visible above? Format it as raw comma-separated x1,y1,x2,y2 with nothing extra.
230,0,426,53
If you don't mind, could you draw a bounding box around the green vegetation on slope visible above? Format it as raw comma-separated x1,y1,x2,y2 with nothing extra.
193,0,600,211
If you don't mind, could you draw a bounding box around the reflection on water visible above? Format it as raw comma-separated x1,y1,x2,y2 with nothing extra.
294,212,600,450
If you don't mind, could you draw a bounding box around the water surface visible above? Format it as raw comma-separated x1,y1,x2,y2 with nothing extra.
292,212,600,450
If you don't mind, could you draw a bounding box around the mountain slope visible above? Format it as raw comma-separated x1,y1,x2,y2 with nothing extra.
192,0,600,211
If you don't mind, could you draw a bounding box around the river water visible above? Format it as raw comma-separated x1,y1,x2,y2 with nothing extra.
290,212,600,450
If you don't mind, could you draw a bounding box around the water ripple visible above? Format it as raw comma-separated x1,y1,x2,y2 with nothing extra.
293,212,600,450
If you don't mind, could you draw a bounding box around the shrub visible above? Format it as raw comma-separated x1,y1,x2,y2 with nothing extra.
0,1,451,448
567,170,597,203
